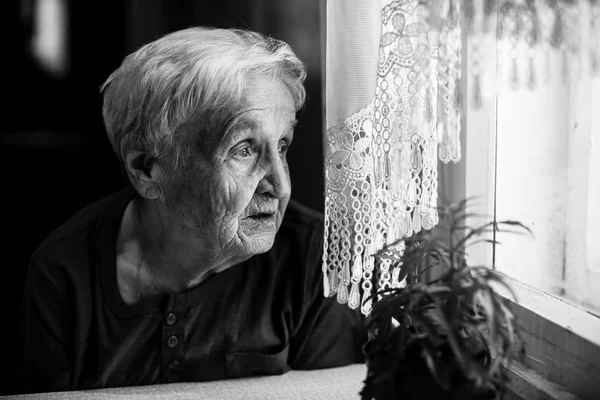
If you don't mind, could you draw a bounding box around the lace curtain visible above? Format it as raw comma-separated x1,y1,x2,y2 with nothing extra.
323,0,600,316
323,0,462,316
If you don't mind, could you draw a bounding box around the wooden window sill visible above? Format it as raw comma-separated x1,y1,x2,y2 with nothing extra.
497,275,600,400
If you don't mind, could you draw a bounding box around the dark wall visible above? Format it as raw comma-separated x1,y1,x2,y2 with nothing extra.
1,0,322,394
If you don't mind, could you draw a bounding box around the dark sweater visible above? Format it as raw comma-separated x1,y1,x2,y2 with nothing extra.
19,187,365,394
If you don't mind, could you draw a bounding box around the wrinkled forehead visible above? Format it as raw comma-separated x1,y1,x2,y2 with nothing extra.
221,109,298,146
190,77,297,156
230,78,296,125
218,98,297,148
245,75,296,106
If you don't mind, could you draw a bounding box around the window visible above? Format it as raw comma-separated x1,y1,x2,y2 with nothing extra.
463,6,600,398
31,0,69,78
323,1,600,397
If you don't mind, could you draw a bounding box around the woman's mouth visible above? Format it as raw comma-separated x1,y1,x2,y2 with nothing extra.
241,211,278,231
249,212,275,219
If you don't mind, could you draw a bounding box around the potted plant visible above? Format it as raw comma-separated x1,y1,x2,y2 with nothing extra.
360,198,531,400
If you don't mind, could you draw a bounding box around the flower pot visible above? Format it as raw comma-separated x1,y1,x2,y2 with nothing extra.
361,336,498,400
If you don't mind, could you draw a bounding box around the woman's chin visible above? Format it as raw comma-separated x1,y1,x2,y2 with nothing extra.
237,214,280,254
238,230,277,256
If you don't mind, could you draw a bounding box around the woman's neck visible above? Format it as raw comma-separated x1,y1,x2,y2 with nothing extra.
136,196,244,294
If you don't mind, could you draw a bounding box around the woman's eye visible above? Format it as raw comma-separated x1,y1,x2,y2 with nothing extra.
233,146,254,159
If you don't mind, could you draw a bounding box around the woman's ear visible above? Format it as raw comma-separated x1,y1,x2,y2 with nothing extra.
124,150,163,200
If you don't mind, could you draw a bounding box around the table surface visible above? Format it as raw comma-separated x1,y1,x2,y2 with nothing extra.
3,364,367,400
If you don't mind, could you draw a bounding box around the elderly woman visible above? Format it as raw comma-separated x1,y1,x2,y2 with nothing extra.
19,27,365,393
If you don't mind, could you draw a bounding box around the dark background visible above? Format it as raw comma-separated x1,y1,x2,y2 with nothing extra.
2,0,323,395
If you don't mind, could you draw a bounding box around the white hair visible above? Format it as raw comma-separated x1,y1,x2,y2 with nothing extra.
100,27,307,172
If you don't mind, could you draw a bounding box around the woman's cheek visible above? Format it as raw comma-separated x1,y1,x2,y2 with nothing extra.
207,184,240,249
230,172,261,214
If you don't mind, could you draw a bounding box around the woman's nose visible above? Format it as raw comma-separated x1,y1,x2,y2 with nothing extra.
256,150,291,199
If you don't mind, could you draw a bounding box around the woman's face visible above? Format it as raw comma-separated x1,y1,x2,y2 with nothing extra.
161,76,297,262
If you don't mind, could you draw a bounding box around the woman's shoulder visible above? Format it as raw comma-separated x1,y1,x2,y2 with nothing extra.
281,199,324,234
31,186,136,271
268,200,325,284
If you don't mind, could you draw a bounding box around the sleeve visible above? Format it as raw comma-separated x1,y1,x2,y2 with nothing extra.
19,254,75,394
288,226,368,370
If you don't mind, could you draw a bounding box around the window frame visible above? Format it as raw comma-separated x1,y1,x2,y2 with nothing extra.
498,276,600,399
462,27,600,399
